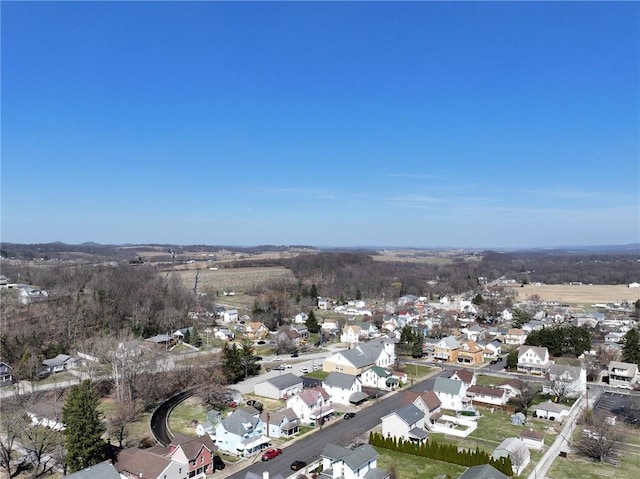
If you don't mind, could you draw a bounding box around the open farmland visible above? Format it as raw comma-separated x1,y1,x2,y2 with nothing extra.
509,284,639,306
172,266,296,293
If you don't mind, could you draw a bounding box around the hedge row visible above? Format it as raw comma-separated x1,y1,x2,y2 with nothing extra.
369,431,513,476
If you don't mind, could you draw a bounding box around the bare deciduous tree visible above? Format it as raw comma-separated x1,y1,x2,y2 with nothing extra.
576,410,625,463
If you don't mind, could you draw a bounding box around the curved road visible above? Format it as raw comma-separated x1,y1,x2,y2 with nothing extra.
151,389,195,446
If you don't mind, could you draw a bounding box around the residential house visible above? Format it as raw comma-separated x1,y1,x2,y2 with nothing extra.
195,421,215,439
115,446,182,479
532,401,570,422
608,361,639,389
492,437,530,475
172,326,194,341
448,369,476,388
323,339,396,374
341,324,363,344
259,408,299,438
432,377,467,411
317,297,331,310
294,312,309,324
517,345,553,375
458,464,509,479
63,460,122,479
463,325,485,342
434,336,461,362
467,385,508,407
0,361,13,386
319,443,389,479
498,379,525,400
381,404,427,442
605,331,626,343
504,328,527,346
214,408,268,456
481,340,503,358
18,286,49,305
254,373,303,400
42,354,75,374
322,372,366,405
321,319,340,335
361,366,399,391
168,433,217,478
245,322,270,340
221,309,239,323
279,328,301,348
286,387,334,425
543,364,587,398
214,328,234,341
145,334,174,349
401,390,441,428
291,325,309,341
455,340,484,365
519,429,545,451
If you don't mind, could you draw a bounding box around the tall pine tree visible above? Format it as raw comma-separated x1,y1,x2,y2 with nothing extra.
62,380,105,472
306,310,320,333
622,327,640,367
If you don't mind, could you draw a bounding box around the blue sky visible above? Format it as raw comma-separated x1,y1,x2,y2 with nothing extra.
2,1,639,248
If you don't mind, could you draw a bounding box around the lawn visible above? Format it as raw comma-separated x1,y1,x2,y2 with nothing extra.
375,447,466,479
168,396,209,437
547,420,640,479
475,374,505,387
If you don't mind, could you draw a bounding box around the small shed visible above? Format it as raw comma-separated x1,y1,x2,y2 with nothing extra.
511,412,526,425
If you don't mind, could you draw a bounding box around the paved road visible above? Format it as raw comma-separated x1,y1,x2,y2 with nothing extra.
222,371,448,479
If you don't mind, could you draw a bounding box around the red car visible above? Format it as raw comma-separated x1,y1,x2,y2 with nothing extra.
262,448,283,461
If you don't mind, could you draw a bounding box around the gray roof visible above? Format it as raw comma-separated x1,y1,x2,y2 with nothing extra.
408,427,428,440
439,336,461,349
493,437,528,457
42,354,72,367
433,377,464,395
220,409,260,436
393,404,425,425
341,348,376,368
534,402,569,414
458,464,509,479
320,443,381,473
323,372,359,389
349,391,369,403
549,364,581,381
364,469,390,479
266,373,304,389
63,461,121,479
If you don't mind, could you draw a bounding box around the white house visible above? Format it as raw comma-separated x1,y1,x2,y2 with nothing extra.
381,404,427,442
608,361,639,389
321,319,340,334
42,354,75,374
543,364,587,398
532,401,570,422
361,366,399,391
322,372,366,405
492,437,530,475
466,385,508,406
221,309,239,323
519,429,545,451
294,312,309,324
432,377,467,411
517,345,553,375
254,373,303,400
401,391,441,428
214,409,268,456
504,328,527,346
259,408,299,438
319,443,388,479
18,286,49,305
286,387,334,425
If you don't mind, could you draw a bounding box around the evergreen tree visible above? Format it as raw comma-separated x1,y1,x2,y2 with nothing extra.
306,310,320,333
62,380,106,473
512,308,531,328
506,349,519,370
310,284,318,301
221,343,243,383
355,288,362,300
189,327,202,347
239,339,261,379
622,327,640,367
411,331,425,358
182,329,191,344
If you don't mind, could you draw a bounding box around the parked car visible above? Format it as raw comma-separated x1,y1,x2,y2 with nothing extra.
262,448,283,461
213,455,225,470
291,460,307,471
283,364,292,369
291,352,299,357
490,359,498,365
273,357,282,361
274,365,286,371
299,367,309,373
343,412,356,420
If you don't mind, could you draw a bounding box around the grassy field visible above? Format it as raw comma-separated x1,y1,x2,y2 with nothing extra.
168,395,209,437
547,424,640,479
510,284,639,306
172,266,296,295
375,447,466,479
